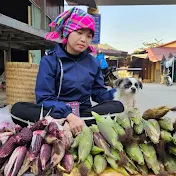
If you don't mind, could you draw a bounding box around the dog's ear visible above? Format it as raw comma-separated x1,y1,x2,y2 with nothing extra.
138,81,143,89
115,78,123,87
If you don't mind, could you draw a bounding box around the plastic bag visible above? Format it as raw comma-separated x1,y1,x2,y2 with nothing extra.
0,105,14,124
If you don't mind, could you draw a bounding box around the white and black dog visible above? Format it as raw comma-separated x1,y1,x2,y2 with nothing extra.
113,78,143,109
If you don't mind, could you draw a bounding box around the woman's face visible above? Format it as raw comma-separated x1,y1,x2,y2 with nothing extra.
66,28,93,55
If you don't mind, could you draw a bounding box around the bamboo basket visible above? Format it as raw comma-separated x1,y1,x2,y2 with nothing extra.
5,62,39,105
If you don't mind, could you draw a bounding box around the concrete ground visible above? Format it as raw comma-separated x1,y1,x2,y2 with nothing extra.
0,83,176,121
136,83,176,122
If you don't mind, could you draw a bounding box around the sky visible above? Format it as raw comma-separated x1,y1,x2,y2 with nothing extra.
64,4,176,53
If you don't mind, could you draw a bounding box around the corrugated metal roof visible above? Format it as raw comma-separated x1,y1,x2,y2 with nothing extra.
147,47,176,62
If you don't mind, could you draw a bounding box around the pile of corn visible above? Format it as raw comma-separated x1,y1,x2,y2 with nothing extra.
68,106,176,176
1,105,176,176
0,118,75,176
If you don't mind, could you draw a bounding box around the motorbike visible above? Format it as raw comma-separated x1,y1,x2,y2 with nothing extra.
102,66,119,87
0,72,5,91
164,70,172,86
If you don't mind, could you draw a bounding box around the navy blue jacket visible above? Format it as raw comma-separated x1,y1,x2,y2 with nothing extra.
35,44,116,118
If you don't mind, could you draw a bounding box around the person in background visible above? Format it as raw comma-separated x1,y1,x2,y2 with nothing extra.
96,50,109,75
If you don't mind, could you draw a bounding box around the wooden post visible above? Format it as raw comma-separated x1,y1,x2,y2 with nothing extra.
40,0,46,31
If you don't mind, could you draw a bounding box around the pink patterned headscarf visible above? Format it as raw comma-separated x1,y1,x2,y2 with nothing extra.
45,7,96,54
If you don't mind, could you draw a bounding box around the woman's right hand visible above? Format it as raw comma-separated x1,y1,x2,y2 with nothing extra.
66,113,85,135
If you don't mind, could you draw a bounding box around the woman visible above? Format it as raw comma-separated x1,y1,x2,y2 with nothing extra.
11,7,124,135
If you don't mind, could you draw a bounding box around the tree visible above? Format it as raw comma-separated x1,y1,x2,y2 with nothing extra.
139,39,163,51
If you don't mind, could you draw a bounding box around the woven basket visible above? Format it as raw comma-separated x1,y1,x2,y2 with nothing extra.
5,62,39,105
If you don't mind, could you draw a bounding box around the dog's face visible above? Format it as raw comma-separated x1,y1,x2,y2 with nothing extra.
115,78,143,95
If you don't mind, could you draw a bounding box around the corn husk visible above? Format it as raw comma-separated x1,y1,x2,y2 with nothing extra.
142,106,170,120
71,134,81,149
92,112,123,152
94,155,107,174
163,154,176,173
106,157,129,176
168,145,176,156
89,125,99,133
115,112,131,129
136,164,148,176
78,126,93,163
128,108,142,125
106,115,125,136
140,143,160,175
79,154,93,175
91,146,104,155
160,130,173,143
125,143,144,165
173,132,176,145
133,121,144,135
143,119,160,144
124,156,139,175
158,117,174,131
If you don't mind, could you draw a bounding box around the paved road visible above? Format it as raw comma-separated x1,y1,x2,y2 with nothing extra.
136,83,176,122
1,83,176,121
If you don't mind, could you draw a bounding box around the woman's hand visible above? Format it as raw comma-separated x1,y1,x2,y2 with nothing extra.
66,113,85,135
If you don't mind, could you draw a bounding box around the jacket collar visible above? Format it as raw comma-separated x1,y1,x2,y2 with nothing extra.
54,43,90,59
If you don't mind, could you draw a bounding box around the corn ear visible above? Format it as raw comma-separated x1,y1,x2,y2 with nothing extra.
140,143,160,175
79,154,93,175
91,146,104,155
78,126,93,163
106,114,126,136
160,130,172,143
143,119,160,144
89,124,99,133
163,154,176,173
126,143,144,165
142,106,170,120
92,111,123,152
173,132,176,145
71,134,81,148
133,121,144,135
128,108,142,125
110,148,120,161
106,157,129,176
168,145,176,156
158,117,174,131
136,164,148,176
94,155,107,174
115,112,131,129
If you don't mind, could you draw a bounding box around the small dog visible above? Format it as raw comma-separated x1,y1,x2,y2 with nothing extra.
113,78,143,109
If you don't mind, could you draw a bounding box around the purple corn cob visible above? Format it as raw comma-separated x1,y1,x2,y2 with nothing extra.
4,146,27,176
30,120,48,132
0,136,17,164
15,127,33,146
0,131,14,145
0,121,15,133
14,125,23,133
40,144,52,170
17,150,35,176
30,130,46,157
47,122,64,139
30,156,42,176
93,132,112,157
45,134,57,144
51,139,65,167
62,122,73,151
61,153,74,174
